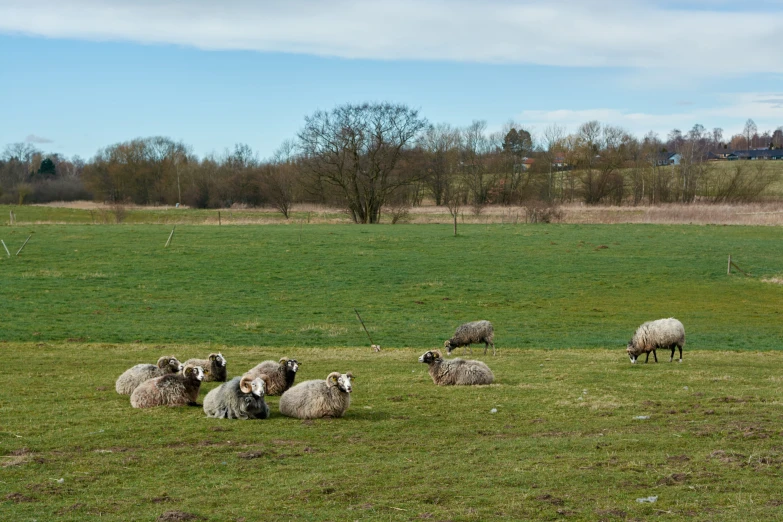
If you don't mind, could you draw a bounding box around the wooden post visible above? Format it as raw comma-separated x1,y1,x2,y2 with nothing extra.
353,308,376,346
90,210,95,224
16,234,32,256
164,226,176,248
9,210,13,225
1,240,10,257
727,255,731,275
218,211,221,226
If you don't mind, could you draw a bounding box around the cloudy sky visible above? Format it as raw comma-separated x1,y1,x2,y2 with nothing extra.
2,0,782,159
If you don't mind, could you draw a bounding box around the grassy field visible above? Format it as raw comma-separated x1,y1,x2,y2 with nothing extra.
1,221,782,520
2,344,783,521
0,223,781,350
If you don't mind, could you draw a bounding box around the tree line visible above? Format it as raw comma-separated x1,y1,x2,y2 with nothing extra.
2,103,782,222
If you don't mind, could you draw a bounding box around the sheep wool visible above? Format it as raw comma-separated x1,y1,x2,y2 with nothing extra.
279,372,353,420
445,320,496,356
203,374,271,420
419,349,494,386
184,353,227,382
246,358,299,395
115,356,183,395
626,318,686,364
130,364,204,408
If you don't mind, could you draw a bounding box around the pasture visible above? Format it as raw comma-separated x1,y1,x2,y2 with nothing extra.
1,220,783,520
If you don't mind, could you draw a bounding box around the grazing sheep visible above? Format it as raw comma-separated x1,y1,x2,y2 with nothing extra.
279,372,353,420
115,356,183,395
626,318,686,364
130,364,204,408
246,358,299,395
184,353,227,382
203,374,271,420
418,349,494,386
444,320,496,356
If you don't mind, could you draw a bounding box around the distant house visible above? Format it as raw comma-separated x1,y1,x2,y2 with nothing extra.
736,149,783,160
709,151,739,161
655,152,681,166
518,157,535,171
552,154,568,168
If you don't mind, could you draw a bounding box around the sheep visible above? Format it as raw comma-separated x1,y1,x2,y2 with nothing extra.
418,349,494,386
203,373,271,420
245,358,299,395
626,318,686,364
279,372,353,419
444,320,496,356
115,356,183,395
130,364,204,408
183,353,227,382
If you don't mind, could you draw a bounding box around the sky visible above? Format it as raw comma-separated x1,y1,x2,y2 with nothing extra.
1,0,783,161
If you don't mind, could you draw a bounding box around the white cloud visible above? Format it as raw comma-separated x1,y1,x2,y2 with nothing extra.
25,134,53,144
1,0,782,76
519,93,783,139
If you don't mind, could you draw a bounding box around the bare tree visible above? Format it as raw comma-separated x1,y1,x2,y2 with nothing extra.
263,139,298,219
744,119,758,151
460,120,494,214
418,123,460,205
298,102,427,224
541,124,565,202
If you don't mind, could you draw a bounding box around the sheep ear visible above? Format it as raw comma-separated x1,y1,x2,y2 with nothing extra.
209,354,217,361
279,357,288,364
184,366,193,377
240,377,252,394
327,372,340,386
346,372,354,380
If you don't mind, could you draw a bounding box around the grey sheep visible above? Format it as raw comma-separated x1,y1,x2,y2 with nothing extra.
279,372,353,419
184,353,227,382
130,364,204,408
418,349,494,386
246,358,299,395
203,374,271,420
444,320,496,356
626,318,686,364
115,356,183,395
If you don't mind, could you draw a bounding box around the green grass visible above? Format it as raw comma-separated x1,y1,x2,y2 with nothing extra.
2,344,783,520
0,223,782,350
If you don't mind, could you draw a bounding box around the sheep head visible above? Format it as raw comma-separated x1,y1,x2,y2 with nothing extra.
285,358,299,373
241,375,266,397
626,341,641,363
183,364,205,381
443,340,455,353
418,350,442,364
337,372,353,393
158,356,183,372
210,353,227,367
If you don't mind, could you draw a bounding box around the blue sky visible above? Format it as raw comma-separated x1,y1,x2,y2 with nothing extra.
1,0,782,160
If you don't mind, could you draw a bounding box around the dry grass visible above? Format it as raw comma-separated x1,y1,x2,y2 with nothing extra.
24,200,783,226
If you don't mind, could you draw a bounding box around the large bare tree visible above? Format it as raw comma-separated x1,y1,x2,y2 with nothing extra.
298,102,427,224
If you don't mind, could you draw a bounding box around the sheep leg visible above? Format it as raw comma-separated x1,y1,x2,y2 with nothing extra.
678,345,683,363
645,352,650,363
652,350,658,363
670,345,676,363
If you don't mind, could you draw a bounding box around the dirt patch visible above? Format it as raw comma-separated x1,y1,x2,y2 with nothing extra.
56,503,86,514
667,454,690,463
535,494,565,506
4,492,35,503
594,245,609,250
713,396,746,403
237,450,267,460
709,450,747,465
595,508,626,518
767,499,783,506
157,511,203,521
95,386,108,391
657,473,689,485
151,494,175,504
388,396,404,402
208,426,229,432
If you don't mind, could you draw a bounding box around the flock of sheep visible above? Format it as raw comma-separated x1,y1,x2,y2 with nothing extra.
114,317,685,419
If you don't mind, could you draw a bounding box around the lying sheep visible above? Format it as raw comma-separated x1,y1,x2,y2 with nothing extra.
279,372,353,419
246,358,299,395
626,318,685,364
203,374,271,420
184,353,227,382
444,320,496,356
130,364,204,408
115,356,183,395
418,349,494,386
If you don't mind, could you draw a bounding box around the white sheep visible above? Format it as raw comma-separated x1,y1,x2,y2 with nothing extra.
115,356,183,395
245,358,299,395
203,374,271,420
279,372,353,419
444,320,496,356
418,349,494,385
184,353,227,382
130,364,204,408
626,318,686,364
